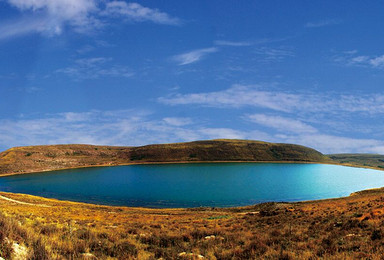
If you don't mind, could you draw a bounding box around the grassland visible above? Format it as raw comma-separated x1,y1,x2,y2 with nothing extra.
329,153,384,171
2,140,384,259
0,139,331,176
2,189,384,259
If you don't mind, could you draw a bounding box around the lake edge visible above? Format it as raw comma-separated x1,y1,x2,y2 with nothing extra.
1,162,384,208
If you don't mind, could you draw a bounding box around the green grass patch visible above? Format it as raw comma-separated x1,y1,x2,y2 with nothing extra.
207,215,230,220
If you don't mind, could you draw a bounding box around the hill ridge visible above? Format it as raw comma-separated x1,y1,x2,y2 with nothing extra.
0,139,331,176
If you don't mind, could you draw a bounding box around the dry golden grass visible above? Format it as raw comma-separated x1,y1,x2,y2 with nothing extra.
0,139,331,176
2,188,384,259
2,141,384,259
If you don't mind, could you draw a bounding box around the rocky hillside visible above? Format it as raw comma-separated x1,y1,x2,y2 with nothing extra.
0,139,331,176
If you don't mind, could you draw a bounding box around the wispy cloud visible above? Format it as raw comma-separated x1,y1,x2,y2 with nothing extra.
172,47,218,65
76,40,115,54
351,55,384,68
214,38,289,47
159,84,384,114
214,40,253,47
197,128,250,140
334,51,384,69
305,19,341,28
275,134,384,154
1,110,384,154
253,47,294,63
157,84,384,153
246,114,317,134
162,117,193,126
56,57,134,79
0,16,53,40
76,45,96,54
5,0,100,35
0,110,146,149
102,1,181,25
158,85,298,112
1,0,181,40
0,110,267,152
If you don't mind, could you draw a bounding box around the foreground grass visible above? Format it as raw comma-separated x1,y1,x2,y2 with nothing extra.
1,190,384,259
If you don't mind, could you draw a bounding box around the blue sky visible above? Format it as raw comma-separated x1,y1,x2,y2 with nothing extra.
1,0,384,154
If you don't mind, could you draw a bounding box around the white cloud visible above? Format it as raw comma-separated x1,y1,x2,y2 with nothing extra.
253,47,294,62
1,110,384,154
158,85,384,154
305,19,340,28
159,85,297,112
102,1,181,25
0,110,268,152
76,45,96,54
335,52,384,69
163,117,193,126
197,128,246,140
0,16,55,40
159,84,384,114
172,48,218,65
76,40,114,54
6,0,99,34
351,55,384,68
276,134,384,154
214,40,253,47
1,0,180,39
350,55,370,64
8,0,97,16
215,38,290,47
343,50,358,55
56,57,134,79
369,55,384,68
246,114,317,134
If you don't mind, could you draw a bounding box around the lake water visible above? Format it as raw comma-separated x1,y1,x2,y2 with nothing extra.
0,163,384,208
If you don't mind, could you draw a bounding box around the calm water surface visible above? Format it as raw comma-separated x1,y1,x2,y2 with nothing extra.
0,163,384,208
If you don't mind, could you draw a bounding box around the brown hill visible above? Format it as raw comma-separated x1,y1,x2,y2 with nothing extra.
329,153,384,170
0,139,330,176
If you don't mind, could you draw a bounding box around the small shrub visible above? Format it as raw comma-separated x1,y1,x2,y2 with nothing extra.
190,230,210,240
76,229,94,240
30,238,49,260
39,225,58,235
113,241,138,258
279,251,291,260
0,240,13,259
371,230,382,240
240,240,268,257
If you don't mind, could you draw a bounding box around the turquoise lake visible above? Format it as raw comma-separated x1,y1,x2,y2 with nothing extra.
1,163,384,208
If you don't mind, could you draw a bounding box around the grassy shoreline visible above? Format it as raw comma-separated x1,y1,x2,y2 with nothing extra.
1,159,383,178
0,139,331,176
2,187,384,259
2,140,384,258
1,161,384,259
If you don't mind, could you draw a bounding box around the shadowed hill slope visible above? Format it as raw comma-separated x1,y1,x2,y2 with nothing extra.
329,153,384,170
0,139,331,176
129,139,329,163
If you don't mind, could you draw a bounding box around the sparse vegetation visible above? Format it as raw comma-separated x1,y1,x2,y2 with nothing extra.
329,153,384,171
2,188,384,259
0,139,331,176
2,140,384,258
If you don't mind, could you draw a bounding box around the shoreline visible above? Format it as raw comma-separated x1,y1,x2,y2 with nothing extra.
2,176,383,258
1,160,384,210
1,159,382,178
1,184,384,211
